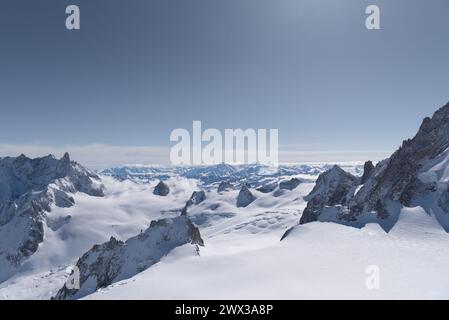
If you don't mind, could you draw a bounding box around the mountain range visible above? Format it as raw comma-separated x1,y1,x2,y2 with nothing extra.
2,102,449,299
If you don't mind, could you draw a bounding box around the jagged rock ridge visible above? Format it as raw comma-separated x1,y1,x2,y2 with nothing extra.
53,215,204,300
0,153,104,283
299,101,449,232
299,165,359,224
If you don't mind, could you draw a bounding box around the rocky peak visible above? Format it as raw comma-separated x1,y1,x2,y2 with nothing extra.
361,161,375,184
56,152,71,173
0,153,104,202
300,165,359,224
189,191,206,205
236,185,256,208
153,181,170,196
304,165,359,202
0,153,105,283
185,191,206,208
181,190,207,216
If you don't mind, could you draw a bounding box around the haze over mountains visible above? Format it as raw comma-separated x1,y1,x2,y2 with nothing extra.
2,102,449,299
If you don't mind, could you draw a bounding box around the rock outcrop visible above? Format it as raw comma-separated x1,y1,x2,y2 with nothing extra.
361,161,374,184
279,178,302,191
218,181,233,193
53,215,204,300
236,185,256,208
181,190,207,215
153,181,170,196
300,165,359,224
187,191,206,206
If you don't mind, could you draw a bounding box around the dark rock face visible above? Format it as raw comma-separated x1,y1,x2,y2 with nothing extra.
361,161,375,184
0,153,105,283
347,102,449,220
53,215,204,300
153,181,170,196
279,178,302,191
182,190,207,215
218,181,233,193
188,191,206,206
299,165,359,224
0,192,47,267
257,183,278,193
236,185,256,208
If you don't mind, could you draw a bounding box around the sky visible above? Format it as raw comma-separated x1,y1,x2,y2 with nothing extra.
0,0,448,167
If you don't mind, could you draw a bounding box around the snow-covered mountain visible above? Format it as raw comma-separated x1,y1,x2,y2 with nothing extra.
100,165,177,182
53,215,203,300
101,162,363,190
0,166,312,299
298,165,360,225
296,101,449,232
0,152,103,201
0,153,104,283
4,102,449,300
86,207,449,300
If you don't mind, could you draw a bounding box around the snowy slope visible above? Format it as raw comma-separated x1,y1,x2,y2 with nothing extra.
2,158,449,300
86,205,449,300
0,176,195,298
0,173,313,299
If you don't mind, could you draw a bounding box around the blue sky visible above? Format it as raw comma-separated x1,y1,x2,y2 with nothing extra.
0,0,448,167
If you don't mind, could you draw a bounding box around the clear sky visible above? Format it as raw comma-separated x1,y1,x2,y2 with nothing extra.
0,0,448,167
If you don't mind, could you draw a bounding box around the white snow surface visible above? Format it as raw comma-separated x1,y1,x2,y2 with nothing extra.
2,163,449,299
87,206,449,300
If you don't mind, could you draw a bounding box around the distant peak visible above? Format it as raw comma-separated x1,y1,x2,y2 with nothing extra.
16,153,28,161
61,152,71,162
